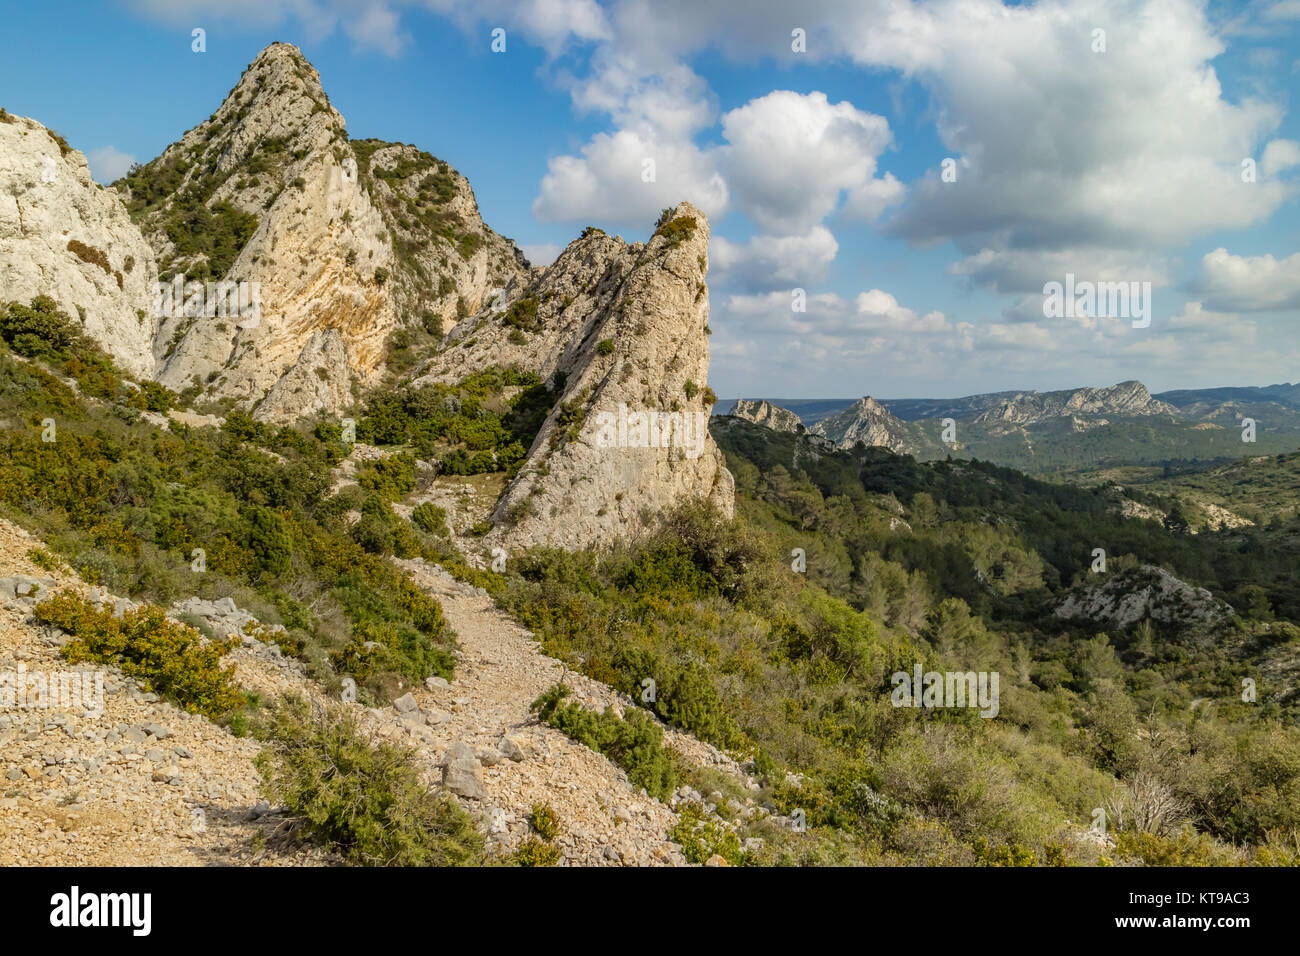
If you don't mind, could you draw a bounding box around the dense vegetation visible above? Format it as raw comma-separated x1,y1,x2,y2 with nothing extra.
5,291,1298,866
34,591,244,719
465,420,1300,865
0,298,455,706
118,146,262,280
355,365,557,477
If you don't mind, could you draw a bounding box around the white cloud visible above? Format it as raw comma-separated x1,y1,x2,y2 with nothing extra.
531,128,728,226
854,289,949,333
1166,301,1250,341
866,0,1293,257
1262,139,1300,177
345,3,409,56
1194,248,1300,311
719,91,898,234
86,146,136,184
710,227,839,289
950,247,1174,296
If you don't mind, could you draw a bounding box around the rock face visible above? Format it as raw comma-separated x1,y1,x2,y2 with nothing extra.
1054,565,1234,634
256,329,353,422
731,399,804,434
416,204,734,551
973,381,1176,434
116,42,525,421
0,111,159,377
812,396,910,452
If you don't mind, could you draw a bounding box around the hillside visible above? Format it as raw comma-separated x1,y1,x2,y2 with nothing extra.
3,38,1299,874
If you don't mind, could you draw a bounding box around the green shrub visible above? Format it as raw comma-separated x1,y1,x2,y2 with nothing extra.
411,502,451,537
670,802,751,865
529,803,561,840
530,684,678,800
502,296,540,332
357,452,417,500
255,696,484,866
512,836,562,866
653,215,697,249
127,380,176,413
34,591,244,719
245,505,293,576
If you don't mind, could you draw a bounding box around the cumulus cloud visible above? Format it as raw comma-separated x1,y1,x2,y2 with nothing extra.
854,289,949,333
531,128,728,226
868,1,1292,253
710,227,839,289
86,146,136,184
1193,248,1300,311
719,91,898,234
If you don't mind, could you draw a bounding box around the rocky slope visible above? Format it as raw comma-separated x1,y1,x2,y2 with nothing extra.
0,111,159,378
812,396,911,453
115,43,525,421
973,381,1177,434
0,516,766,866
415,204,734,551
730,399,804,434
1054,565,1234,637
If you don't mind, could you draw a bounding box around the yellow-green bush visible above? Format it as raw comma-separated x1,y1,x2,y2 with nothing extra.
34,591,244,719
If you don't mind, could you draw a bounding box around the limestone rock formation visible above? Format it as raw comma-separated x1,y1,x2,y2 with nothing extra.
116,42,525,421
812,396,910,453
731,399,804,433
973,381,1176,434
255,329,353,422
0,111,159,377
416,204,734,551
1054,565,1234,636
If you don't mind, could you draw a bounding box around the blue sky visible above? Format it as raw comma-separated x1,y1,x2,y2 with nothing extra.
3,0,1299,400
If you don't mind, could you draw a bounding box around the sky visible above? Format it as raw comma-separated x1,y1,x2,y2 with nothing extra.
2,0,1299,400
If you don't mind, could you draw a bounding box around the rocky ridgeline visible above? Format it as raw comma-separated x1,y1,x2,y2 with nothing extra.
973,380,1177,434
0,111,159,378
731,399,804,434
417,203,734,551
5,44,731,554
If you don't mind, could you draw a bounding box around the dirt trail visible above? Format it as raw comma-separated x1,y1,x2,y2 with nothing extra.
391,558,747,865
0,514,747,866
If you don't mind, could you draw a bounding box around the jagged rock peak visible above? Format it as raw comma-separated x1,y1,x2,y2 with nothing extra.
117,42,525,422
731,399,804,434
419,201,734,551
811,395,909,452
0,110,159,377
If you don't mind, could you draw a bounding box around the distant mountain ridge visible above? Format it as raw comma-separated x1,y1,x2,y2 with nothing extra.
721,379,1300,474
